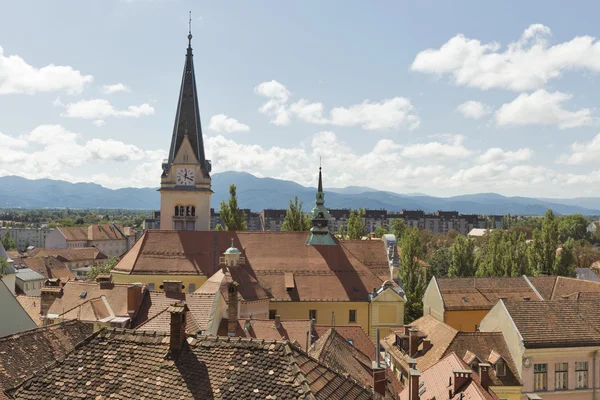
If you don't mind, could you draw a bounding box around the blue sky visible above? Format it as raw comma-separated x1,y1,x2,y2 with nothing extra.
1,0,599,197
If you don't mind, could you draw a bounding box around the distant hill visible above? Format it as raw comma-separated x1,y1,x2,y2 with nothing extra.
0,173,599,215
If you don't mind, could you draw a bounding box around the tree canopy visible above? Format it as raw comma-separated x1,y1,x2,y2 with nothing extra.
219,184,247,231
281,196,311,231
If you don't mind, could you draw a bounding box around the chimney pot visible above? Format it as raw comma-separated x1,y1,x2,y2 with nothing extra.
422,338,431,352
371,362,387,397
275,314,281,329
408,327,420,356
408,368,421,400
478,363,492,391
452,369,473,394
168,301,188,359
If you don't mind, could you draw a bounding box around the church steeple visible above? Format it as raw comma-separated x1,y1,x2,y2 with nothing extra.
166,21,209,175
306,166,336,246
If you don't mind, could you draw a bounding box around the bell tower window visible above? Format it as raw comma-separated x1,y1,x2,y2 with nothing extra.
175,206,179,216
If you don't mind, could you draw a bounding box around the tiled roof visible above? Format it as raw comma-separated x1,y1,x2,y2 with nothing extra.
399,352,497,400
15,269,45,282
443,332,521,386
17,257,73,281
218,318,313,351
435,277,540,310
115,230,387,302
133,291,218,334
57,224,130,241
7,329,384,400
309,328,401,400
26,247,108,262
15,296,41,326
0,320,93,400
526,276,556,299
503,298,600,347
314,325,377,361
195,266,271,302
549,276,600,299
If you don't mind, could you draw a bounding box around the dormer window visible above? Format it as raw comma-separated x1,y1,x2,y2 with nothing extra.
495,361,506,377
471,361,480,374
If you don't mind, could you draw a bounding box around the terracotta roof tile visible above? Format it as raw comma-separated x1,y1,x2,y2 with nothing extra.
18,257,73,281
58,224,130,241
526,276,557,299
195,266,270,302
0,320,92,399
15,296,42,327
7,329,383,399
218,318,313,351
25,247,108,262
314,325,377,361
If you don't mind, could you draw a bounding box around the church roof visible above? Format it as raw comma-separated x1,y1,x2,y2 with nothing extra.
167,32,207,172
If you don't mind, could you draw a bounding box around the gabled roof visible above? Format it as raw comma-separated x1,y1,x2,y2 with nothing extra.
57,224,130,241
26,247,108,262
114,230,387,302
6,329,384,399
219,318,313,351
399,352,496,400
314,325,377,361
0,320,93,400
17,257,73,281
195,265,271,302
502,298,600,348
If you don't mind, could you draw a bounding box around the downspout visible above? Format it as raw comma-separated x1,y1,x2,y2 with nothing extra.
594,350,597,400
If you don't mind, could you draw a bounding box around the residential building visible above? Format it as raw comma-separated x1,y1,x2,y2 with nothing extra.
15,268,45,296
0,241,16,295
45,223,136,258
259,208,287,231
7,305,388,399
0,227,53,250
12,256,74,282
480,298,600,399
211,208,261,231
20,247,109,279
399,352,500,400
142,210,161,230
0,279,37,336
0,320,93,396
382,315,521,400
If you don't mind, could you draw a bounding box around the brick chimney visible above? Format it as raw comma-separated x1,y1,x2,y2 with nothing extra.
408,327,420,356
422,338,431,352
451,369,472,396
227,282,239,337
127,283,143,316
408,368,421,400
96,274,112,289
168,301,188,359
40,287,62,323
163,280,183,295
274,314,281,329
478,363,492,390
371,362,386,397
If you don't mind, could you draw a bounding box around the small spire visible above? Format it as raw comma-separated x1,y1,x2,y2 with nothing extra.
318,164,323,193
187,11,193,47
231,238,234,247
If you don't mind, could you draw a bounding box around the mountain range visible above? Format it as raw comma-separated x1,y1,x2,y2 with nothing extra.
0,172,599,215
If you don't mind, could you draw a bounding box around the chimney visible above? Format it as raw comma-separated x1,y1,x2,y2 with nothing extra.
407,357,417,370
275,314,281,329
127,283,143,316
422,338,431,352
408,368,421,400
40,287,62,322
163,280,183,295
227,282,239,337
478,363,492,391
371,362,386,397
408,327,420,356
168,301,188,359
96,274,112,289
452,369,473,395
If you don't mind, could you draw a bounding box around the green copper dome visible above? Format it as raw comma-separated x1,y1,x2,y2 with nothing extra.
224,239,241,255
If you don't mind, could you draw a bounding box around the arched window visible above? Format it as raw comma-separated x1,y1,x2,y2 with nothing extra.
175,206,179,216
191,206,195,216
186,206,191,216
179,206,185,216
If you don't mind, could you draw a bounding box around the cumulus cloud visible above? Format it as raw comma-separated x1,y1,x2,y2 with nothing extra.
61,99,155,119
411,24,600,91
557,133,600,164
93,120,106,127
254,80,420,130
495,89,593,129
0,132,28,148
478,148,533,163
401,135,471,159
208,114,250,133
102,83,130,94
456,101,492,119
0,46,92,95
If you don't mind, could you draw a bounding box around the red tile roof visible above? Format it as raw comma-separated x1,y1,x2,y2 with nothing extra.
195,265,270,302
314,325,376,361
219,318,313,351
7,329,384,399
25,247,108,262
0,320,93,400
15,296,41,326
58,224,131,241
17,257,73,281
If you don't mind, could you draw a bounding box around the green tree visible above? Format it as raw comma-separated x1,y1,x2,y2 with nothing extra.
219,184,247,231
506,233,531,276
477,230,504,276
1,232,15,250
553,238,576,277
87,257,119,280
347,209,366,240
337,224,346,239
390,218,406,241
448,235,476,277
281,196,311,231
0,257,8,276
373,225,388,238
557,214,589,242
541,210,559,275
427,247,452,278
399,228,425,323
574,240,600,269
528,228,544,274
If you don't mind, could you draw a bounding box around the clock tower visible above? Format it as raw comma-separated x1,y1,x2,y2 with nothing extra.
159,30,212,231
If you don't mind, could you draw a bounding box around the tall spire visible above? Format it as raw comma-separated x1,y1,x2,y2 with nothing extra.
306,165,336,246
167,14,209,174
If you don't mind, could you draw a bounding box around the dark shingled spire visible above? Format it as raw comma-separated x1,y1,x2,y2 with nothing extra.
167,29,208,173
318,167,323,193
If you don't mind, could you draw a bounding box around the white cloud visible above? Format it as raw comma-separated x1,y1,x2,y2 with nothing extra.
208,114,250,133
255,80,420,130
457,101,492,119
0,132,28,148
102,83,130,94
495,90,593,129
401,135,471,159
0,46,92,95
85,138,146,161
23,125,79,145
93,120,106,127
478,147,533,163
412,24,600,91
557,133,600,164
61,99,155,119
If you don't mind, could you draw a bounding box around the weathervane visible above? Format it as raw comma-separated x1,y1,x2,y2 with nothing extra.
188,11,193,46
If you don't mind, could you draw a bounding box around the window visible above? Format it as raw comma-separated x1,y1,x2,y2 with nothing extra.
349,310,357,323
555,362,568,390
495,361,506,377
269,310,277,320
147,283,155,292
471,361,480,374
534,363,547,391
188,283,196,293
309,310,317,321
576,362,588,389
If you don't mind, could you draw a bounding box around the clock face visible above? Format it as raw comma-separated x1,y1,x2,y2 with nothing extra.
176,168,195,185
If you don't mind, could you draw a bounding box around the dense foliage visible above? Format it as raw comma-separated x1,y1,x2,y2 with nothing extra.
219,184,247,231
281,197,311,231
0,208,150,230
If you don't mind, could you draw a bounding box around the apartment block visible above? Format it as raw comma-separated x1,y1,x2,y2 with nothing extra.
0,227,54,250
